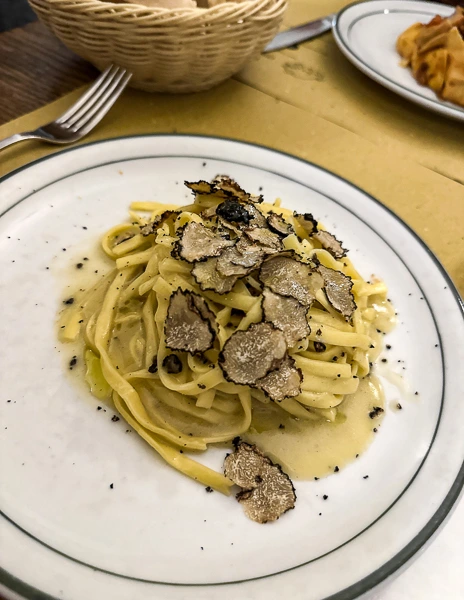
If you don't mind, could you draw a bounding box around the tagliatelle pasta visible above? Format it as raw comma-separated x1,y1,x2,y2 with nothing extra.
58,177,395,496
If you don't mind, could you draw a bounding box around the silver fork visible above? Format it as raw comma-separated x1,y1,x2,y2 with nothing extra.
0,65,132,151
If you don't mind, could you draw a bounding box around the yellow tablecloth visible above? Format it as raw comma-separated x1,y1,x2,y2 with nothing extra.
0,0,463,291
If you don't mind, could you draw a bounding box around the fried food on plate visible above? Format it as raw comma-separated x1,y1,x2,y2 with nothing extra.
396,7,464,108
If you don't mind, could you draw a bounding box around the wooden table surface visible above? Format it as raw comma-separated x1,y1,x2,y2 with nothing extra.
0,0,460,126
0,20,97,125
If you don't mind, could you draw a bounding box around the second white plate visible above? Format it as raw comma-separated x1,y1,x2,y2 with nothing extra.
333,0,464,122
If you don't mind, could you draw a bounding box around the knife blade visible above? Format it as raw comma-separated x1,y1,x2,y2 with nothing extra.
264,14,336,53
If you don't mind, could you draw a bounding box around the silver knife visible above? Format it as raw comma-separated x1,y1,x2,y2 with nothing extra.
264,14,336,53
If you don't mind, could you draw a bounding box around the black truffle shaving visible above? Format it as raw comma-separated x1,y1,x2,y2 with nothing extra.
235,236,266,266
165,288,216,354
140,210,178,236
294,213,318,235
219,322,287,385
216,199,252,224
267,213,295,237
184,180,217,195
245,227,283,252
185,177,263,203
259,255,324,308
224,442,296,524
192,257,239,294
256,355,303,402
313,230,347,259
262,288,310,347
163,355,183,374
173,221,235,263
213,176,263,203
244,204,268,228
216,247,255,277
317,264,357,319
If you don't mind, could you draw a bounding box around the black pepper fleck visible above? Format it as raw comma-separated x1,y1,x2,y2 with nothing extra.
148,357,158,374
369,406,384,419
109,483,114,489
205,486,214,493
111,415,120,422
334,466,339,473
323,495,328,500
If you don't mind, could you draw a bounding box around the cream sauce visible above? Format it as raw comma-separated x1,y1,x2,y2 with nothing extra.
370,296,397,334
246,376,384,480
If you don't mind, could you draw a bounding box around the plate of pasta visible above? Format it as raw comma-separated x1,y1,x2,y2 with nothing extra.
0,135,463,600
333,0,464,121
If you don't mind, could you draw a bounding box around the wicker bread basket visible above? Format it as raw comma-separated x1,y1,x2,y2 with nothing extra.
29,0,287,93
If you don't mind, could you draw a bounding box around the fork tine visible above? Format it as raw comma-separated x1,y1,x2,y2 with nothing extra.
69,70,130,133
73,72,132,137
62,66,126,128
55,65,117,125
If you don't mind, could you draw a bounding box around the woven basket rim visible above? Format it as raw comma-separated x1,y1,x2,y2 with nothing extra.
32,0,286,18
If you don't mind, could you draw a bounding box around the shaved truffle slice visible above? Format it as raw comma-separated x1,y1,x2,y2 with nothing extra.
165,289,216,354
185,177,263,203
245,227,283,252
224,442,296,524
244,204,268,228
184,180,217,195
230,236,266,269
313,230,347,259
259,256,323,307
262,288,310,347
140,210,178,236
224,441,270,489
237,471,296,523
173,222,235,263
294,212,318,235
216,199,252,225
256,355,303,402
219,323,287,385
318,264,356,319
192,258,238,294
267,213,294,237
190,293,217,332
213,176,263,203
216,247,254,277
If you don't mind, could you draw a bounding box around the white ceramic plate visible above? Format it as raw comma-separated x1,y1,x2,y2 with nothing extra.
0,135,463,600
333,0,464,122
